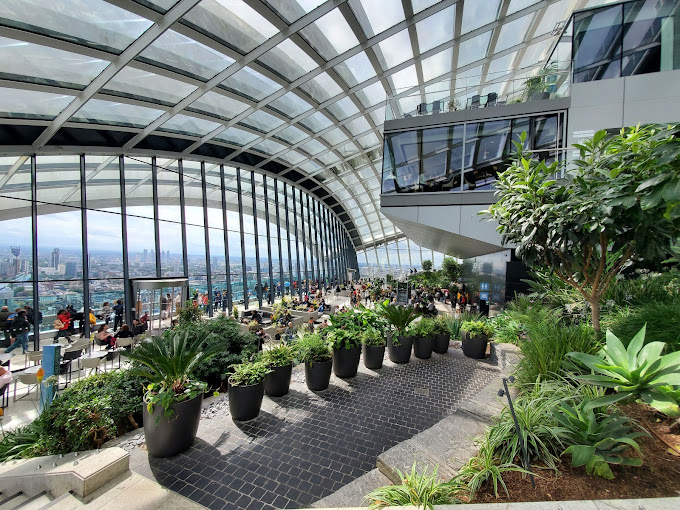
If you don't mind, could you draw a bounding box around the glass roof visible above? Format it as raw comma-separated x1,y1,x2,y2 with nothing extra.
0,0,598,250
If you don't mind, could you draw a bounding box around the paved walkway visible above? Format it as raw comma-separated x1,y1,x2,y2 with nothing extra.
127,348,497,510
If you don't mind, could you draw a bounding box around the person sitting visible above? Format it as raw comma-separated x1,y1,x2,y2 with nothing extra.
88,308,97,329
255,327,268,350
319,319,329,330
251,310,262,324
284,322,297,342
139,312,149,325
114,324,133,348
97,324,115,350
131,319,147,336
306,318,315,332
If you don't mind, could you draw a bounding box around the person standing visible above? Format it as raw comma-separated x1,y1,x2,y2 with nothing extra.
113,299,124,332
161,293,168,319
5,310,30,354
53,309,72,343
0,306,13,348
101,302,112,326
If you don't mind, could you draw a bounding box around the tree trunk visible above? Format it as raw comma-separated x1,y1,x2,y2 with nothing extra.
590,298,601,333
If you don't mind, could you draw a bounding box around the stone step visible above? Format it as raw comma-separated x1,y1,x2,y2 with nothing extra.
14,493,52,510
0,493,28,510
312,469,392,508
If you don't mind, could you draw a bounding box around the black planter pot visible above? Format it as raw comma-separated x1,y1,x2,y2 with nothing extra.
387,335,413,364
362,344,385,369
333,346,361,378
413,336,434,359
264,363,293,397
305,359,332,391
228,379,264,421
143,393,203,458
462,331,489,359
433,333,450,354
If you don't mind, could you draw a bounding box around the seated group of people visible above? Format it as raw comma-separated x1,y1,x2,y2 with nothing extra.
95,314,148,350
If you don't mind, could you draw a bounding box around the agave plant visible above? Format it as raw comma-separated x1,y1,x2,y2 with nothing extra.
553,401,647,480
567,325,680,416
127,330,222,416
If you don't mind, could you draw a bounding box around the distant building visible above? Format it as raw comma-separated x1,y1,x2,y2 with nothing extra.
65,262,77,278
50,248,60,268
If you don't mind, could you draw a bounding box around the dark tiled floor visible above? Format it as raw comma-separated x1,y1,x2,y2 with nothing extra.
130,349,495,510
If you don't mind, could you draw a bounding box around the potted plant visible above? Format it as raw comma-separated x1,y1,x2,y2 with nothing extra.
461,320,494,359
361,326,385,370
377,302,419,364
295,332,333,391
432,316,450,354
261,343,295,397
412,318,435,359
228,360,271,421
328,328,361,378
127,331,221,458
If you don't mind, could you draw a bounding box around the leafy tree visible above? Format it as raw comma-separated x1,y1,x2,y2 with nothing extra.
441,257,461,283
421,259,433,271
484,125,680,331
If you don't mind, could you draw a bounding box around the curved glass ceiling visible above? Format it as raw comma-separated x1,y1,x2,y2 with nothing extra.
0,0,615,251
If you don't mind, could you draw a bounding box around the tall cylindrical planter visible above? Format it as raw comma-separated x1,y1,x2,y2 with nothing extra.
228,379,265,421
413,336,434,359
363,344,385,369
387,335,413,364
143,393,203,458
333,346,360,378
462,331,488,359
305,359,332,391
264,363,293,397
433,333,450,354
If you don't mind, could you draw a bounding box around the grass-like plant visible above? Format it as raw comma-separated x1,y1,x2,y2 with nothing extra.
0,424,41,461
365,464,463,509
553,401,646,479
515,316,599,384
606,301,680,352
127,330,222,418
228,360,272,387
568,325,680,417
442,311,482,339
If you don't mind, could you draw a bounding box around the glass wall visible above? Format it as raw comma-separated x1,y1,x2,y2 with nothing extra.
382,112,565,194
0,154,353,344
357,238,447,279
570,0,680,83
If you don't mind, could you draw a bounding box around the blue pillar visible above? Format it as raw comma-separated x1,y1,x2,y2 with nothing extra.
40,344,61,412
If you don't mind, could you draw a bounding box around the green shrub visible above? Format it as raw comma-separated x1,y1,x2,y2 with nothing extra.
361,326,385,347
432,316,450,336
295,332,332,364
365,464,462,509
461,320,493,338
328,327,361,350
411,318,436,338
29,371,145,455
515,316,599,384
261,343,295,367
605,301,680,352
228,360,271,386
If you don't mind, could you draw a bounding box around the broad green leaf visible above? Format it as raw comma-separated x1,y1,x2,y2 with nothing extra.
605,330,629,368
635,172,670,192
566,445,595,467
626,324,646,368
583,392,633,410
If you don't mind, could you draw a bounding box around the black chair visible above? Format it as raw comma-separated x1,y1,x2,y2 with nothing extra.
432,100,442,114
60,348,83,388
486,92,498,106
470,95,481,108
417,102,428,115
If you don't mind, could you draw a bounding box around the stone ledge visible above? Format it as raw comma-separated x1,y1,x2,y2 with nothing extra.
0,447,129,498
312,469,392,508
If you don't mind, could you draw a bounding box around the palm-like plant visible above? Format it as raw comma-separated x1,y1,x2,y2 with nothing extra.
568,325,680,416
376,302,419,337
127,330,222,416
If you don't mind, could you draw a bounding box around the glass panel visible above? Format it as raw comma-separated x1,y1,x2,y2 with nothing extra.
275,125,307,144
252,139,285,155
72,99,165,128
0,88,74,121
257,39,318,81
350,0,405,37
457,32,492,68
494,13,533,53
374,29,414,69
299,72,343,103
334,51,376,87
215,127,259,146
0,0,152,53
158,114,221,136
182,0,279,54
264,0,325,23
300,138,326,155
300,8,359,60
0,157,32,282
421,47,453,82
321,128,349,146
104,66,197,105
239,109,285,133
461,0,501,34
344,116,371,136
187,91,249,120
221,66,282,101
38,281,82,334
357,132,380,149
270,92,312,118
326,96,360,120
139,30,235,80
573,4,623,82
0,37,109,89
299,111,333,132
277,150,306,165
416,5,455,53
389,65,418,92
157,160,184,277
